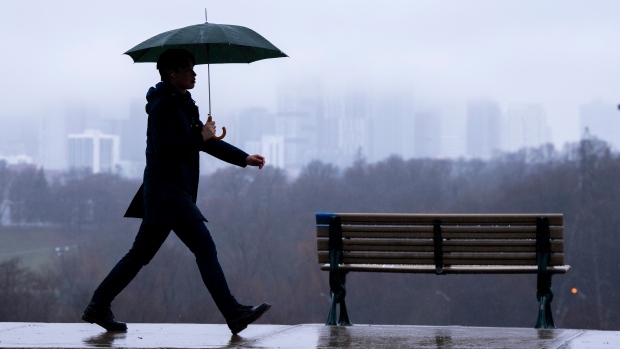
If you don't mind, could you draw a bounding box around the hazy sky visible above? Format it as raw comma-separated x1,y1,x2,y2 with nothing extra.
1,0,620,146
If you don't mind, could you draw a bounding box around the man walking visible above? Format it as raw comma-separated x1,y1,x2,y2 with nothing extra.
81,49,270,335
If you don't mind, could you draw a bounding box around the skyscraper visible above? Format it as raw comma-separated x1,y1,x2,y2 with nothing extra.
68,129,120,174
413,110,441,158
276,82,323,176
441,104,466,159
466,99,501,159
369,93,414,162
325,88,372,167
261,135,284,169
502,104,551,152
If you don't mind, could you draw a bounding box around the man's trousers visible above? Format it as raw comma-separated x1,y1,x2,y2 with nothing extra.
90,220,238,318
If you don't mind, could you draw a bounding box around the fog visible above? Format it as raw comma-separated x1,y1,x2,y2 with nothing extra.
2,0,620,150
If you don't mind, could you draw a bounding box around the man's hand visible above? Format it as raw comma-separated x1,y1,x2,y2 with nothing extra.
246,154,266,169
201,120,216,141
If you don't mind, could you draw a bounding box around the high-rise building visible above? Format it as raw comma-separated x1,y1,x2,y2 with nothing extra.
338,116,368,160
413,110,441,158
440,105,466,159
580,100,620,147
325,88,372,167
261,135,285,169
369,94,414,162
68,129,120,174
466,99,501,159
276,82,323,175
502,104,551,152
235,107,274,152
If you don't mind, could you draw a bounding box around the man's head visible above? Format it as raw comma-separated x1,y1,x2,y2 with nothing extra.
157,49,197,92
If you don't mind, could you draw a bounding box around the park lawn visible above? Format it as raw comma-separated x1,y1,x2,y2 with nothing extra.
0,225,88,270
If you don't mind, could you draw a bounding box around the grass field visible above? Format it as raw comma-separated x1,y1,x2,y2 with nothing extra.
0,225,88,270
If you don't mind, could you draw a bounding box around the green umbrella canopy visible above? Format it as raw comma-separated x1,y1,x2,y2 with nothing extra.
124,21,287,140
124,22,288,64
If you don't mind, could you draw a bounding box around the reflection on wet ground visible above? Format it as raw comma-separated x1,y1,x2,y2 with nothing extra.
1,322,619,348
311,326,582,349
82,331,126,347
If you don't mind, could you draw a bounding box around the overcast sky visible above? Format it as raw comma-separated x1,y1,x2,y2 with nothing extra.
1,0,620,146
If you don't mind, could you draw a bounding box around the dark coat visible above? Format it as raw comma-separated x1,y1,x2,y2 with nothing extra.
124,82,248,224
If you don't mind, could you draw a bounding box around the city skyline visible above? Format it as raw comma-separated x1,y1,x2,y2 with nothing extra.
2,82,619,178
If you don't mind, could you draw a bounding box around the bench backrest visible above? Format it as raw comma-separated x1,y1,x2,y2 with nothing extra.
316,213,566,274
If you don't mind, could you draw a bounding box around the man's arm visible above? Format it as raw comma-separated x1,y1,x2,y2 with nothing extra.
202,139,250,168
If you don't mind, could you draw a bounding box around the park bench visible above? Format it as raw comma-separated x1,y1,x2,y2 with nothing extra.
316,213,571,329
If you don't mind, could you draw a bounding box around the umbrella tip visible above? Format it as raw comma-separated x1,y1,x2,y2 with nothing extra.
204,8,208,22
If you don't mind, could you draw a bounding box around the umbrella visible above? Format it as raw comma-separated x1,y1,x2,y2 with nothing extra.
124,15,287,140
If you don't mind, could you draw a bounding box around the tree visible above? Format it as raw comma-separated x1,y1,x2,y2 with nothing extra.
7,167,51,224
0,258,56,321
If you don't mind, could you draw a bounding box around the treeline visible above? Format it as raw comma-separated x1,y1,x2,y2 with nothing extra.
0,164,137,230
0,136,619,330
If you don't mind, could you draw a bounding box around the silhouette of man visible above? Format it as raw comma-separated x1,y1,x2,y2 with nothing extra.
81,49,270,335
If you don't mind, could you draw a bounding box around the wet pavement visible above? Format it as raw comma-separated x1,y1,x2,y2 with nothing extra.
1,322,619,348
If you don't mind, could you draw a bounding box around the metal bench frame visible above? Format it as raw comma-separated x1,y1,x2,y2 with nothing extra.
316,213,571,329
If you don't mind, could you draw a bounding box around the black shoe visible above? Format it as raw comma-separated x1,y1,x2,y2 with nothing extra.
81,303,127,332
226,303,271,335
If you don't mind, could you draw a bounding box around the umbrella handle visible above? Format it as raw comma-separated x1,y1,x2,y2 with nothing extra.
206,115,226,140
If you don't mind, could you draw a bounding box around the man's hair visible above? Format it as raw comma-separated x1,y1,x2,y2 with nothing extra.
156,49,196,82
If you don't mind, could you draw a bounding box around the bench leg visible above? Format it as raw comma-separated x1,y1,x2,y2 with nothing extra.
324,216,353,327
535,216,556,329
337,298,352,326
337,273,352,326
536,292,555,329
535,269,556,329
326,270,352,326
326,291,339,326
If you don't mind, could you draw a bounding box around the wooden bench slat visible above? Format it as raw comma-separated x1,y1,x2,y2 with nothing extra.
337,258,562,266
344,226,565,234
317,252,565,265
316,225,564,239
331,213,563,226
332,226,564,233
318,264,571,274
317,239,564,253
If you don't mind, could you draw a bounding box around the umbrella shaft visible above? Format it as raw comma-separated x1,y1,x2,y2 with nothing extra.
206,40,212,116
208,62,212,115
